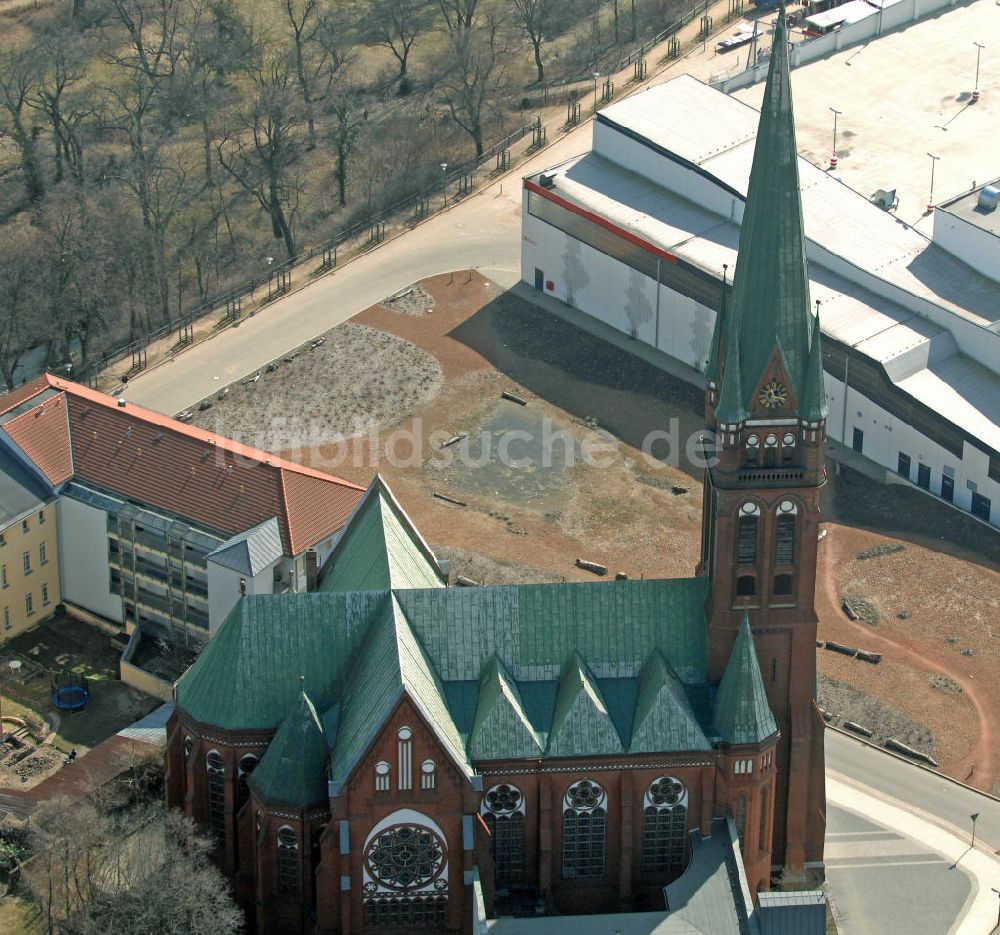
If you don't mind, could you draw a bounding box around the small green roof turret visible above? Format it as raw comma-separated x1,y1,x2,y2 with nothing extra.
799,303,829,423
713,612,778,746
250,683,329,808
711,1,824,422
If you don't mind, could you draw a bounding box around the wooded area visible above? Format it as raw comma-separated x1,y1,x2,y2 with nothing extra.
0,0,686,387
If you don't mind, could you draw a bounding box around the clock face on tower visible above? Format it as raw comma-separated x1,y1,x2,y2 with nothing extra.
758,379,788,410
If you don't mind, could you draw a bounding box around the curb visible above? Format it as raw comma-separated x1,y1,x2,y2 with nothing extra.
120,2,740,404
826,724,1000,804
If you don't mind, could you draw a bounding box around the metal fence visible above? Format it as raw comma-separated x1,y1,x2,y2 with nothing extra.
86,119,538,385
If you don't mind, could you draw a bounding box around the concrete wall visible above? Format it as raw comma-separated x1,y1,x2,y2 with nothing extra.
521,213,999,526
933,208,1000,285
206,559,276,633
716,0,959,94
522,208,717,370
57,495,123,624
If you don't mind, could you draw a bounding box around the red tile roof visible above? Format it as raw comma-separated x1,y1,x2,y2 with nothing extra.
0,375,51,417
0,375,364,555
3,392,74,485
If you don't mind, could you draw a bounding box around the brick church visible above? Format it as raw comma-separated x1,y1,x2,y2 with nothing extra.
164,9,828,932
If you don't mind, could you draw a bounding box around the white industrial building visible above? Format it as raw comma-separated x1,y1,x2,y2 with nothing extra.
520,75,1000,527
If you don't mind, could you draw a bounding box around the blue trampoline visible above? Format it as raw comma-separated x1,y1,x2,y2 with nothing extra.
51,674,90,711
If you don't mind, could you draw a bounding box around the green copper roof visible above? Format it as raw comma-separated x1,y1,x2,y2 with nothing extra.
175,591,380,730
330,593,471,788
714,8,825,423
177,576,712,796
320,476,445,593
546,653,625,757
712,613,778,745
468,656,544,760
250,690,329,807
394,576,709,684
799,305,828,422
630,651,711,753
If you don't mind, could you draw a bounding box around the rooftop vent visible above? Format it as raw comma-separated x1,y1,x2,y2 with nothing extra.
977,185,999,212
201,450,211,461
117,398,126,408
152,432,164,443
539,172,557,189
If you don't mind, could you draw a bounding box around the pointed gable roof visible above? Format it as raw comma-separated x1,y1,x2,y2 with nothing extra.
714,4,820,421
468,656,544,760
250,688,329,808
630,651,711,753
329,593,471,790
320,475,445,593
713,613,778,746
546,652,625,757
2,392,73,485
206,517,283,576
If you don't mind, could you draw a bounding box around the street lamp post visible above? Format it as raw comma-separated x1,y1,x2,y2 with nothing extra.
829,107,842,170
926,152,940,214
972,42,985,102
440,162,448,208
592,72,600,112
991,888,1000,930
970,812,980,847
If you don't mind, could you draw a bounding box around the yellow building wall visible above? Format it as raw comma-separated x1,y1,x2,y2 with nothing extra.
0,504,61,643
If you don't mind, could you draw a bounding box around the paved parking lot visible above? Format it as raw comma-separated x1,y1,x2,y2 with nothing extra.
826,804,973,935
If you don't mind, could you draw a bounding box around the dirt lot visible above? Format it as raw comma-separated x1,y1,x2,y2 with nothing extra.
0,615,158,789
204,271,1000,792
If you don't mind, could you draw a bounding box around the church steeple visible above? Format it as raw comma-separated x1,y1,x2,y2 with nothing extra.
701,1,828,881
713,4,825,423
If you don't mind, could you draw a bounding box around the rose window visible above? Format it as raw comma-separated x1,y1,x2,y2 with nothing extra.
566,779,605,812
364,824,447,891
648,777,685,808
484,784,523,816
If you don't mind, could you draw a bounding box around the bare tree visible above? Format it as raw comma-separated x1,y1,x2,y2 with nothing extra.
328,91,363,206
438,17,508,156
283,0,349,148
26,798,242,935
361,0,433,77
29,21,93,186
437,0,479,32
0,49,46,204
510,0,559,85
0,221,44,390
217,56,303,258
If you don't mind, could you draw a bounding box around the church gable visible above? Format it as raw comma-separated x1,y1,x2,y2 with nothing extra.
630,651,711,754
546,653,625,757
468,657,544,761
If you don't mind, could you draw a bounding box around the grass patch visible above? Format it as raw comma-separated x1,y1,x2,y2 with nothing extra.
0,896,42,935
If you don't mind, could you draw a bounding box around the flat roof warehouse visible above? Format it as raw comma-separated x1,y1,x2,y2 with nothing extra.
522,74,1000,473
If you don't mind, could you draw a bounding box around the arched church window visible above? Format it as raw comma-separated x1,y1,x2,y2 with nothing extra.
363,813,449,926
759,787,770,851
773,573,794,596
745,434,760,465
420,759,436,790
205,751,225,841
398,726,413,791
237,754,258,808
481,783,526,882
737,503,760,566
277,826,300,896
375,760,391,792
736,575,756,597
184,736,193,760
774,501,797,565
563,779,607,879
764,433,778,466
734,794,747,847
782,432,796,463
641,777,688,879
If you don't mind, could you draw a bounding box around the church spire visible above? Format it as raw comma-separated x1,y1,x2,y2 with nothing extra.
714,2,819,421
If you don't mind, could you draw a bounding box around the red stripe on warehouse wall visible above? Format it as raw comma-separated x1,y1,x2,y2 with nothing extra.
523,179,679,265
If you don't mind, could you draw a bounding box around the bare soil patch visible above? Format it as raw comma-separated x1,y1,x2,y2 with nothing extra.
189,322,443,449
220,270,1000,791
819,674,935,756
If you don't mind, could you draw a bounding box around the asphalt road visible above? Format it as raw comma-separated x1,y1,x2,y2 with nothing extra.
826,729,1000,853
